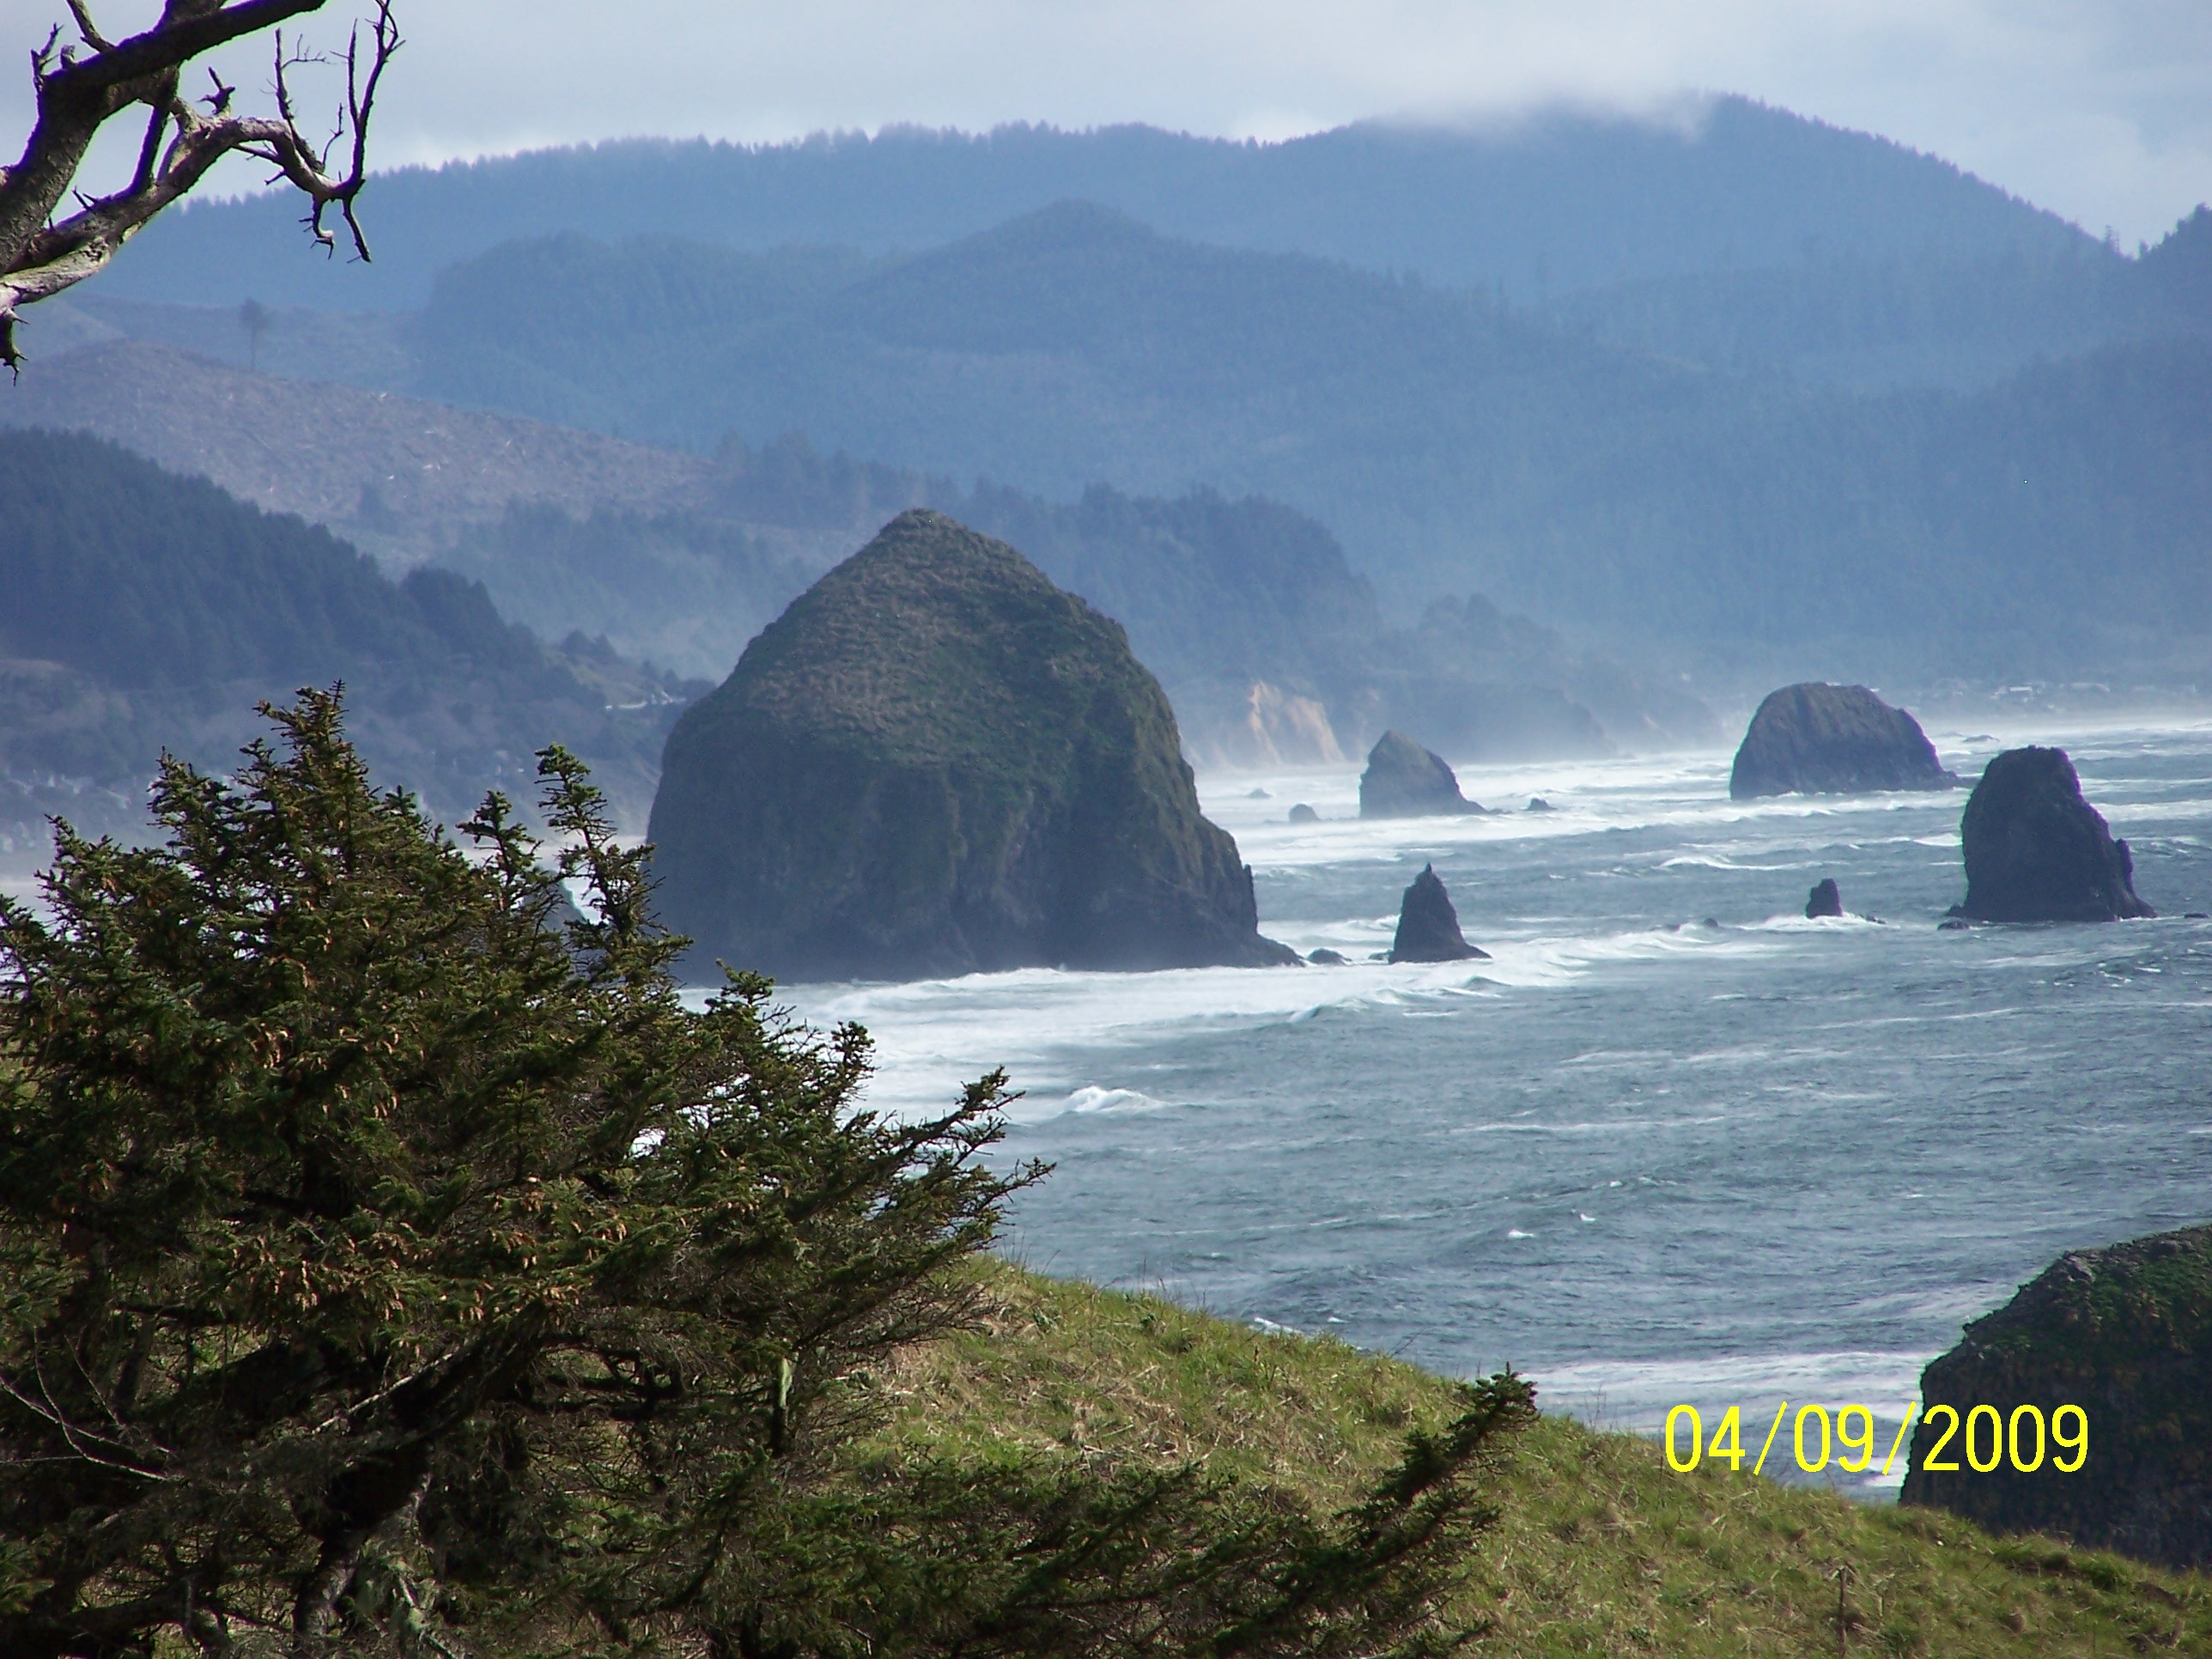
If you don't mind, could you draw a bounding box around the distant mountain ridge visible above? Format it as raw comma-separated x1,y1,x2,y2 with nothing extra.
389,207,2212,677
26,191,2212,689
95,98,2099,313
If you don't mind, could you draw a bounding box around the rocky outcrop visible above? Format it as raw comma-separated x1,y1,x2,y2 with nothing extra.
1358,731,1485,818
1729,684,1955,799
1901,1225,2212,1570
1805,878,1843,919
1288,803,1320,824
1388,866,1490,963
647,510,1299,980
1953,747,2155,921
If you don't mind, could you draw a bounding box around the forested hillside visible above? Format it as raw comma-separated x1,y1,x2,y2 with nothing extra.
94,99,2092,313
1547,237,2197,391
0,430,700,846
389,206,2212,680
0,343,1711,762
26,198,2211,689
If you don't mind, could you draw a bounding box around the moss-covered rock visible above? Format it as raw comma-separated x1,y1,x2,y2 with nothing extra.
647,510,1297,980
1901,1224,2212,1569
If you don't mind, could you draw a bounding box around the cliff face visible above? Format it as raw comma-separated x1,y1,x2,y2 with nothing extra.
1729,683,1954,799
1900,1225,2212,1570
1954,745,2155,921
647,510,1297,981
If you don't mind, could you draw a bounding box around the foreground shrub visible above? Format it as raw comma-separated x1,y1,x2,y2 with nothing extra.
0,691,1528,1658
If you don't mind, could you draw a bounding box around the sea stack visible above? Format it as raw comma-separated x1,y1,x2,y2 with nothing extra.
1729,684,1956,799
1805,878,1843,919
1901,1224,2212,1570
1953,747,2154,922
647,509,1298,979
1359,731,1485,818
1388,865,1490,963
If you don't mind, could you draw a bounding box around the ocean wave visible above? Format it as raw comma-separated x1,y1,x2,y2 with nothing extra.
1743,913,1888,933
1034,1085,1172,1121
1460,1115,1730,1136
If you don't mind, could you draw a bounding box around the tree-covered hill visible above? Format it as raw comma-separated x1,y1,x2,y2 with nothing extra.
0,427,535,690
394,207,2212,681
0,429,701,842
1546,237,2198,392
0,348,1711,764
92,99,2095,314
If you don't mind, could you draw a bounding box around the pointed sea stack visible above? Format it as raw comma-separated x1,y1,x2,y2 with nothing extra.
647,510,1298,979
1953,747,2154,922
1729,684,1956,799
1805,878,1843,919
1388,865,1490,963
1359,731,1484,818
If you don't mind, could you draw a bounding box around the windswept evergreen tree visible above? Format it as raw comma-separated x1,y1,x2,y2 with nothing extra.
0,690,1532,1658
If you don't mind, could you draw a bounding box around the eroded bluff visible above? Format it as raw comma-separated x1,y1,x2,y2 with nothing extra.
648,509,1296,981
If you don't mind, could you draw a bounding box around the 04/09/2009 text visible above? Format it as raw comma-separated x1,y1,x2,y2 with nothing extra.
1662,1402,2087,1476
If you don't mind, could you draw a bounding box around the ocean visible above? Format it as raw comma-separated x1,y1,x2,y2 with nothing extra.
784,718,2212,1497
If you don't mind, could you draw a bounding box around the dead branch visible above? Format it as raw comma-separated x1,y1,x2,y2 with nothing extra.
0,0,400,372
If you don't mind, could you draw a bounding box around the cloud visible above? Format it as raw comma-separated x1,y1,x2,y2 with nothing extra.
2,0,2207,243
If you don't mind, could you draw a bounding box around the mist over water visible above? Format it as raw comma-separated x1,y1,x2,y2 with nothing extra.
785,720,2212,1496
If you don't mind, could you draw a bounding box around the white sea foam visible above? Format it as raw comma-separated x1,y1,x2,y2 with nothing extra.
774,913,1801,1121
1532,1350,1937,1492
715,723,2211,1510
1045,1085,1170,1120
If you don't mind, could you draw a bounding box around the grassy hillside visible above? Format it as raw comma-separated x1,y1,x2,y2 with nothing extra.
887,1263,2212,1656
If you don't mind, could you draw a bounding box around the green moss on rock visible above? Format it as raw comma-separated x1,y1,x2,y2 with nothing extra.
1901,1224,2212,1570
647,509,1297,980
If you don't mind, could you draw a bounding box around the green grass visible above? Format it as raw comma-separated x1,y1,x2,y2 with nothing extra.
879,1261,2211,1656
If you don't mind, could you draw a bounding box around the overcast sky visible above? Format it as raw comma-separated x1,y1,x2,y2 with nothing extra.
6,0,2209,247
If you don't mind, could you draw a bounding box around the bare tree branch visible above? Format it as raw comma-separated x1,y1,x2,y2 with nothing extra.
0,0,400,372
63,1,115,55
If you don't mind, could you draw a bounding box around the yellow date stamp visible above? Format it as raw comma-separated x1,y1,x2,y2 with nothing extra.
1662,1401,2088,1477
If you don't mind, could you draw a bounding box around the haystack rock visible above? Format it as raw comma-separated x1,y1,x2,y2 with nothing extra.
1902,1224,2212,1569
1805,878,1844,919
647,509,1298,979
1359,731,1485,818
1729,683,1956,799
1388,865,1490,963
1953,747,2154,922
